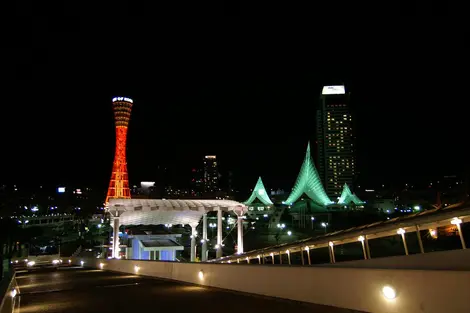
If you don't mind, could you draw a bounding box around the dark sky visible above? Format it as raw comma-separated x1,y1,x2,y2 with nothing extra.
2,17,469,193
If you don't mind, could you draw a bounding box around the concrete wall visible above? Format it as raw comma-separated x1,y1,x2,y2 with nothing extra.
73,257,470,313
317,248,470,271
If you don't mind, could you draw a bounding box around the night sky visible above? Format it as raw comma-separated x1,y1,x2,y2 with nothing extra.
2,20,468,194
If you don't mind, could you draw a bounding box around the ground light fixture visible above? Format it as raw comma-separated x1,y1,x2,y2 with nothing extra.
198,270,204,280
382,286,396,300
80,261,84,266
134,265,140,273
100,263,104,269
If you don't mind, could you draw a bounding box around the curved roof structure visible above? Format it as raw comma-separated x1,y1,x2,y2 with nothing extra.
337,183,364,205
244,177,273,206
284,142,333,206
107,199,247,226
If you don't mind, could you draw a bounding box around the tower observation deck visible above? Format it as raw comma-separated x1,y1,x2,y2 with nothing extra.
105,97,133,205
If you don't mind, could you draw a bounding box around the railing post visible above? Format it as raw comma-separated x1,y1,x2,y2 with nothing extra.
365,235,371,259
358,236,367,259
306,246,311,265
452,218,466,249
416,225,424,254
286,250,291,265
216,209,223,258
301,247,305,265
329,242,335,263
398,228,409,255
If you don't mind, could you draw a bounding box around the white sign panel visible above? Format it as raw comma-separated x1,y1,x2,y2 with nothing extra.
322,85,345,95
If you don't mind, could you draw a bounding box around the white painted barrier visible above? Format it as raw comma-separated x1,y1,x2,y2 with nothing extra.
73,257,470,313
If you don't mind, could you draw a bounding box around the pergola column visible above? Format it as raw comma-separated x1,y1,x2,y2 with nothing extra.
202,213,208,261
112,216,120,259
237,215,244,254
216,208,223,258
190,224,198,262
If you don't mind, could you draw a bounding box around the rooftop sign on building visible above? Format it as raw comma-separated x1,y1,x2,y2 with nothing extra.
321,85,345,95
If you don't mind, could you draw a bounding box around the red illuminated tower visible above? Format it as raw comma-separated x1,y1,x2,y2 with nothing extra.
105,97,133,205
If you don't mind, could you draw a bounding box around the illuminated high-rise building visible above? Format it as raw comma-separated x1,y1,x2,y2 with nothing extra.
105,97,133,205
203,155,219,195
316,85,356,199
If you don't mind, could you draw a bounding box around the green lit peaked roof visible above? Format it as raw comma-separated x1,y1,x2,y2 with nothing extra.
244,177,273,206
284,142,333,206
337,183,364,205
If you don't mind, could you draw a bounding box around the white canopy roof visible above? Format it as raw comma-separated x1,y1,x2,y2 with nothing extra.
107,199,247,227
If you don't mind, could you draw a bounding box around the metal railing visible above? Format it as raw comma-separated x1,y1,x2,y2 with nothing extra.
211,202,470,265
0,270,19,313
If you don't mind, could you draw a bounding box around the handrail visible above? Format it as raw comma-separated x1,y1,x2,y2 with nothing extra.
0,270,19,313
212,202,470,262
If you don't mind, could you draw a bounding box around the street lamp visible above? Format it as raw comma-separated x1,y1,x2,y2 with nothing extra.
321,222,328,234
310,216,315,229
209,223,216,239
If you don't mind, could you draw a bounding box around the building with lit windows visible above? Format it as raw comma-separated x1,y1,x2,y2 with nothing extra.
316,85,356,199
203,155,219,196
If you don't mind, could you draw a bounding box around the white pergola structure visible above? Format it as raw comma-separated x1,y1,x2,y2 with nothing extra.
107,199,247,262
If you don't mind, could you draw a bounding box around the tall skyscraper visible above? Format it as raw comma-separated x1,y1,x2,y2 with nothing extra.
203,155,219,195
105,97,133,205
190,167,204,197
316,85,356,199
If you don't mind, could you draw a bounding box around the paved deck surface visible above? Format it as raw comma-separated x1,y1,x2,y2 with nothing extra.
16,267,363,312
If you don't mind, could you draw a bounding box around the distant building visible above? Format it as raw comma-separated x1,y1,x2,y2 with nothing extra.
190,167,204,197
131,182,157,199
203,155,219,196
316,85,356,199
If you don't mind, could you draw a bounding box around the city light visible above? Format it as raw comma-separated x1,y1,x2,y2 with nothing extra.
287,231,292,236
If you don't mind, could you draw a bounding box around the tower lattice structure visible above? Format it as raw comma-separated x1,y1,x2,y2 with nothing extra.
105,97,133,205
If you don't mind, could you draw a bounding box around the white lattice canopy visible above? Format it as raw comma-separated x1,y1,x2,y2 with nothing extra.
107,199,247,226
